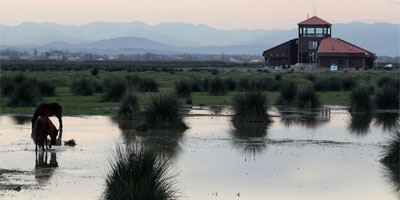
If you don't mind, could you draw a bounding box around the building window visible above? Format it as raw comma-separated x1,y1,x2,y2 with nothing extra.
308,41,318,49
315,28,323,37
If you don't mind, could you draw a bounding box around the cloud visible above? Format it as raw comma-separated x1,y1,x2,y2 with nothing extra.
386,0,400,4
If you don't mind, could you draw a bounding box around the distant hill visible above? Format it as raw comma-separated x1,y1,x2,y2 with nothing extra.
0,21,398,56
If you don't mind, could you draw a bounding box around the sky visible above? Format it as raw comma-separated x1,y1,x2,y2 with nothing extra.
1,0,399,30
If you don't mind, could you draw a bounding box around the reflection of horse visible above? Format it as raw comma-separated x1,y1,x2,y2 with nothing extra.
31,103,63,138
34,117,59,151
35,151,58,184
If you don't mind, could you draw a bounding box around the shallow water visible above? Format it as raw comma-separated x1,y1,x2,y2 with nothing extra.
0,108,399,200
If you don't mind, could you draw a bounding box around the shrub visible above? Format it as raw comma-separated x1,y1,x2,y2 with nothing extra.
341,77,358,91
276,80,297,106
7,78,41,107
314,77,342,91
374,85,399,110
174,81,191,98
224,78,237,91
304,74,316,82
349,85,373,113
144,92,188,129
348,113,372,136
296,86,320,109
70,78,95,96
201,78,210,92
377,76,400,90
91,68,99,76
118,91,139,120
37,80,56,97
381,131,399,164
232,92,271,122
189,80,203,92
274,74,282,81
260,78,280,91
102,146,177,200
0,75,15,96
140,78,159,92
102,77,127,102
208,78,226,96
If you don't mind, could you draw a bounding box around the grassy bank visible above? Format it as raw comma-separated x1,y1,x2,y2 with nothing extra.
1,69,397,115
0,87,349,115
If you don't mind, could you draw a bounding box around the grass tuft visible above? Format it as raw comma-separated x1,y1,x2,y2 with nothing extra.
296,86,320,109
118,91,139,120
232,92,271,122
349,85,373,113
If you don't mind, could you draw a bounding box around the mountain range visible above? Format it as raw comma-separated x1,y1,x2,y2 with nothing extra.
0,21,398,56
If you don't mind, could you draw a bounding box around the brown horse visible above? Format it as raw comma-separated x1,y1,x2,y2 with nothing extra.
34,117,59,151
31,103,63,138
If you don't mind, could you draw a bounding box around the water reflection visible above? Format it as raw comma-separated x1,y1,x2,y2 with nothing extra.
230,120,271,160
347,113,372,136
11,116,31,125
34,152,58,184
374,112,400,132
111,117,184,159
278,108,330,129
380,130,400,195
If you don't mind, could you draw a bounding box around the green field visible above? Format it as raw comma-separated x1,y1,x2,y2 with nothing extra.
1,69,397,115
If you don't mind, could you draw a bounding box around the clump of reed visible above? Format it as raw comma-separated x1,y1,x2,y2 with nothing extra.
70,77,95,96
37,80,56,97
144,92,188,129
7,78,41,107
349,85,373,113
208,78,226,96
231,92,271,122
102,146,177,200
101,77,127,102
374,85,399,110
118,91,139,120
140,78,159,92
296,86,320,109
174,80,191,98
91,68,99,76
314,77,342,91
276,80,297,106
381,130,400,165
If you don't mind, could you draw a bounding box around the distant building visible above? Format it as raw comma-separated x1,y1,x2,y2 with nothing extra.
262,16,376,70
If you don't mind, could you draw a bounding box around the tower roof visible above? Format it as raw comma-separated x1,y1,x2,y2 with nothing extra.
298,16,331,26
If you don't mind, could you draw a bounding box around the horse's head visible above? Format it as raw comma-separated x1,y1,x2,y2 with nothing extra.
51,129,59,145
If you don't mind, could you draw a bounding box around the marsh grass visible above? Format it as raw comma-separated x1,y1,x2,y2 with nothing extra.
101,77,127,102
208,78,226,96
37,80,56,97
276,80,297,106
7,78,41,107
102,146,177,200
144,92,188,129
296,86,320,109
349,85,373,113
140,78,159,92
380,131,400,192
70,78,95,96
174,80,191,98
118,91,139,120
232,92,271,122
348,113,372,136
374,86,399,110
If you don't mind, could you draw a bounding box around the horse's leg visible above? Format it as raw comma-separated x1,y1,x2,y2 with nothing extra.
58,114,63,139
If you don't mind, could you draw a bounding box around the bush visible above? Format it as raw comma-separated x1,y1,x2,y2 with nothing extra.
174,81,191,98
296,86,320,109
349,85,373,113
380,131,399,164
118,91,139,120
260,78,280,91
37,80,56,97
102,77,127,102
374,85,399,110
190,80,203,92
231,92,271,122
224,78,237,91
140,79,159,92
144,92,188,129
377,76,400,91
102,146,177,200
1,75,15,96
274,74,282,81
91,68,99,76
7,78,41,107
314,77,342,91
341,77,358,91
70,78,95,96
201,78,210,92
208,78,226,96
276,80,297,106
304,74,316,82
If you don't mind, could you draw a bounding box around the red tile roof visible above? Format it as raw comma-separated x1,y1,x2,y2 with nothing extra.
318,38,375,55
298,16,331,26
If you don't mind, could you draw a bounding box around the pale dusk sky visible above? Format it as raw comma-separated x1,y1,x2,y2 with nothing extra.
1,0,399,30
